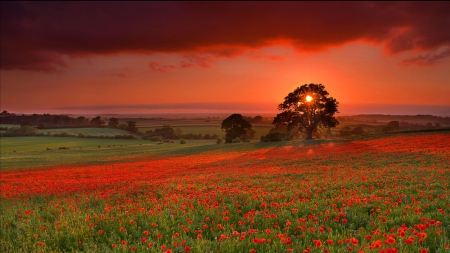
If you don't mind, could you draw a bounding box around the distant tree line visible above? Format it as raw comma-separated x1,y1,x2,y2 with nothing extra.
0,125,136,139
141,125,221,141
0,111,113,128
339,120,444,137
338,114,450,124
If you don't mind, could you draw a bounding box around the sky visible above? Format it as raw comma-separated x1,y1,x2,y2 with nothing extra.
1,2,450,116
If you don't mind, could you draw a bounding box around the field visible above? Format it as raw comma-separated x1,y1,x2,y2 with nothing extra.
138,125,274,139
37,128,134,137
0,137,219,169
1,132,449,252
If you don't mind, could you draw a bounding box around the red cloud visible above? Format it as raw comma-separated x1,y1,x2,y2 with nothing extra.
1,2,450,72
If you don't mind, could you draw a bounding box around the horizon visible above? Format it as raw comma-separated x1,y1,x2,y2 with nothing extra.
1,2,450,115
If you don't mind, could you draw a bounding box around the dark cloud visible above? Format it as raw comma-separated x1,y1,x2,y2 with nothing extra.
2,2,450,72
149,54,214,72
399,47,450,66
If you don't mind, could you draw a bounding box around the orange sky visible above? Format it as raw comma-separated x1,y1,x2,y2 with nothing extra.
1,2,450,115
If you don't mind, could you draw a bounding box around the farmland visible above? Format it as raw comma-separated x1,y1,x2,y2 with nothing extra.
1,132,449,252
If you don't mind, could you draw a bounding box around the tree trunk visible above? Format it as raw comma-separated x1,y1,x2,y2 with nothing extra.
306,129,313,140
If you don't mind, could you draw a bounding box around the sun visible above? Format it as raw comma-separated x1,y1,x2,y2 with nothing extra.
306,95,313,102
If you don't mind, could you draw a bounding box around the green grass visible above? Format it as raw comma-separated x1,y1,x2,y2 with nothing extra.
37,127,133,137
0,137,221,169
0,124,19,128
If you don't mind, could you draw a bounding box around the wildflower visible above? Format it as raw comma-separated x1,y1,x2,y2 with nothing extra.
313,239,322,248
38,242,44,246
121,240,126,245
184,246,191,252
98,230,103,234
141,237,147,243
112,244,117,248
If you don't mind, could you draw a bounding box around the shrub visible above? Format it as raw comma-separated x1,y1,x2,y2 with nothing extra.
232,137,241,143
240,134,251,142
78,133,85,138
180,139,186,144
216,138,223,144
150,136,162,142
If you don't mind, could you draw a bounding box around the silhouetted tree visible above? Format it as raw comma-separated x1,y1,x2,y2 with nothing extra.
90,116,104,127
273,84,339,140
108,118,120,128
386,121,400,130
126,121,138,133
221,114,253,143
175,128,183,137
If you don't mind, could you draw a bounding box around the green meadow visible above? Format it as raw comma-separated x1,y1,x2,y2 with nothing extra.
36,127,134,137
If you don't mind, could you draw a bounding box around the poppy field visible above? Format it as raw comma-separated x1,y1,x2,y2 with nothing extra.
1,132,449,252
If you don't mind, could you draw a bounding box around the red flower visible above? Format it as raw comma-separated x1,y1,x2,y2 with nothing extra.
313,240,322,248
184,246,191,252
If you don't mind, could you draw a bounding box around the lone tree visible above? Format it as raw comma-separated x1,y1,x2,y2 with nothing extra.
273,83,339,140
108,118,120,128
90,116,104,127
126,121,138,133
221,113,253,143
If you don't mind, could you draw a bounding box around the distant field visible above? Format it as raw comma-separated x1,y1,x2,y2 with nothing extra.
0,137,222,169
0,124,19,128
139,124,274,138
37,127,133,137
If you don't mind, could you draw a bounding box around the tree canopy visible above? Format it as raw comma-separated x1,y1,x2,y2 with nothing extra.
221,113,253,143
108,118,120,128
273,83,339,140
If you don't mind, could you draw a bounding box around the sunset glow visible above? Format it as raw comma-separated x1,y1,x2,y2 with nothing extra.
1,2,450,115
306,95,313,103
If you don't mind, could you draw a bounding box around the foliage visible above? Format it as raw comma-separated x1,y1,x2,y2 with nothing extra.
126,121,139,134
90,116,105,127
260,131,286,142
108,118,120,128
216,138,223,144
221,114,253,143
231,137,241,143
150,136,163,142
179,139,186,144
273,83,339,140
340,126,365,137
1,125,39,136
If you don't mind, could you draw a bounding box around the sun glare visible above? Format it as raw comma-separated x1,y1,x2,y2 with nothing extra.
306,95,313,102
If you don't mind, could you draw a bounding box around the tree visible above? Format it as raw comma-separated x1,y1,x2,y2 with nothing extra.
90,116,104,127
108,118,120,128
175,128,183,137
126,121,138,133
273,83,339,140
221,114,253,143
